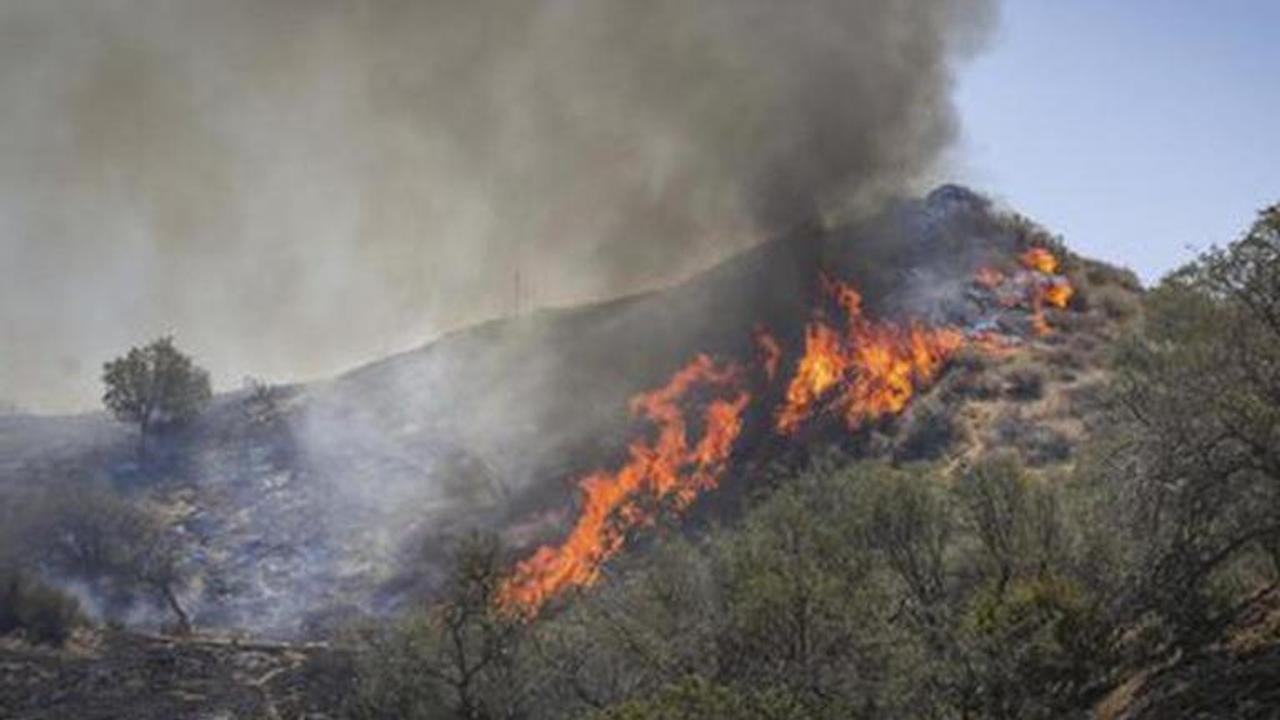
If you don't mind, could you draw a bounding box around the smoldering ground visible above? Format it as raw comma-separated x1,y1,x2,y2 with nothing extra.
0,0,993,413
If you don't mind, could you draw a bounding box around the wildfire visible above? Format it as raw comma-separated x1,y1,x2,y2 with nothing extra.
499,246,1074,617
498,354,749,616
777,277,964,434
1020,246,1074,333
1043,280,1075,309
1021,247,1060,274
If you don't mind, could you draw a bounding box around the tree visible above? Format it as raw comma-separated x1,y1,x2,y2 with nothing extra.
348,533,530,720
30,483,194,633
102,336,212,452
1103,203,1280,641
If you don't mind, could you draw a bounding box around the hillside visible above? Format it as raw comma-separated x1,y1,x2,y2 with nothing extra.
0,185,1103,635
16,187,1280,720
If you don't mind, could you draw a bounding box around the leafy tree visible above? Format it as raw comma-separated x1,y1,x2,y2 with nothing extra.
1102,204,1280,640
30,483,194,633
348,533,530,720
102,336,211,452
336,202,1280,717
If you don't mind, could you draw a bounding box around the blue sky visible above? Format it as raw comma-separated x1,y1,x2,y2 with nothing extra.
954,0,1280,282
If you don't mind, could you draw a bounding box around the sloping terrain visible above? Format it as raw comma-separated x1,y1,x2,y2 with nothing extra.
2,185,1206,718
1098,587,1280,719
0,629,348,719
0,185,1121,636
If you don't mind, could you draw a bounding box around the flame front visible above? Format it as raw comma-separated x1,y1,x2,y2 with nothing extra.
499,246,1073,617
777,277,964,434
498,354,749,615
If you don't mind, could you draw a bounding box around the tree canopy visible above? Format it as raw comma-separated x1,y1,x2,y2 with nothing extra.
102,336,211,444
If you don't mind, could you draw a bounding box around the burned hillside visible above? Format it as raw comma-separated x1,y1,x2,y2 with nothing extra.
0,185,1136,637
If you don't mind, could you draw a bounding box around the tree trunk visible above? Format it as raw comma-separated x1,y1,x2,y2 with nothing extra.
159,582,191,635
138,415,150,461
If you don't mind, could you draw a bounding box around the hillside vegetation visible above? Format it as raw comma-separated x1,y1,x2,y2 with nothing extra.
342,205,1280,719
3,200,1279,719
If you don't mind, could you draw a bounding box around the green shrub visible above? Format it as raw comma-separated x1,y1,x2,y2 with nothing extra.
1082,261,1142,292
991,410,1074,467
963,575,1108,717
588,676,806,720
1091,284,1142,321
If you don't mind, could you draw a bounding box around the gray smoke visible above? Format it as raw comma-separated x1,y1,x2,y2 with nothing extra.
0,0,994,412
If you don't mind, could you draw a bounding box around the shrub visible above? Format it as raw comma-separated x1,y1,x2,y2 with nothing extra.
1046,306,1107,336
1091,284,1142,322
949,346,995,373
0,569,84,645
1005,362,1047,401
1045,344,1089,372
963,574,1107,717
896,397,969,462
588,676,804,720
345,533,528,720
992,410,1074,467
1082,261,1142,292
941,349,1003,401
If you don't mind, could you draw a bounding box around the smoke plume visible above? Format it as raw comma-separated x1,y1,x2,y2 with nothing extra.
0,0,994,412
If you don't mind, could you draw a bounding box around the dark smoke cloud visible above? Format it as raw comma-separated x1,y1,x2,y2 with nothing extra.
0,0,994,412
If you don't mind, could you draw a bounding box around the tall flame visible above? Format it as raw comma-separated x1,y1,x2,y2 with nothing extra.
777,276,964,434
498,354,749,615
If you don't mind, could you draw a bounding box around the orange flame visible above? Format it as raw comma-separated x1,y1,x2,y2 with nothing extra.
501,248,1075,617
777,277,964,434
1027,280,1073,335
1021,247,1060,275
1043,280,1074,309
1013,248,1074,332
498,354,749,615
777,322,849,434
